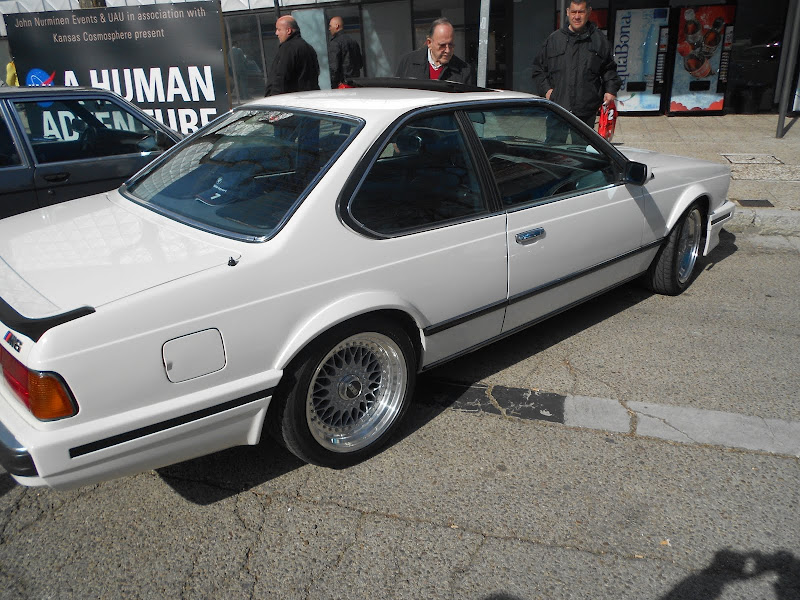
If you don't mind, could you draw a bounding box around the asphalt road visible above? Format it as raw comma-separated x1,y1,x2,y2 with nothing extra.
1,230,798,600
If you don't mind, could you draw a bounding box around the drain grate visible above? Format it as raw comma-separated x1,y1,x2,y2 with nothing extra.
722,154,783,164
735,199,775,207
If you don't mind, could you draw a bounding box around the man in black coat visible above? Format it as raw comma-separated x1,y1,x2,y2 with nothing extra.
265,16,320,96
531,0,620,129
395,18,475,86
328,16,363,87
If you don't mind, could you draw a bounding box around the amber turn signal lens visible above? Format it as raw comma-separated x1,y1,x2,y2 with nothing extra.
27,372,77,420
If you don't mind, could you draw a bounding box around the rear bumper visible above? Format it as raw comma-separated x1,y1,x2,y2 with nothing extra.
0,420,37,477
0,373,280,490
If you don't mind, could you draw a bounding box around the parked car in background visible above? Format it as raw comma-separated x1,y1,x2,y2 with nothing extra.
0,81,734,489
0,86,181,219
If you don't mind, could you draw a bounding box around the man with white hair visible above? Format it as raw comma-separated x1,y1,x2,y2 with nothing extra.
395,18,474,85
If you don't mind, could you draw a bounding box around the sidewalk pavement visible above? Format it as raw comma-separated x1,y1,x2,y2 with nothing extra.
611,113,800,237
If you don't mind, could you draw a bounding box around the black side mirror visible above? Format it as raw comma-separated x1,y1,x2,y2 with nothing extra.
624,161,649,186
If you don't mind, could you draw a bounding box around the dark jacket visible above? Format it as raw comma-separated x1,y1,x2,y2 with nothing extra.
265,31,320,96
395,48,476,86
531,22,621,118
328,31,363,87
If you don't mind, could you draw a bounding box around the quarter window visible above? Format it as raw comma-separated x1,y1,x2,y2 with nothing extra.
349,112,486,235
466,106,616,207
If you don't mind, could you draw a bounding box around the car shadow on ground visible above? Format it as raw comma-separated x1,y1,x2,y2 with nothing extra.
158,230,739,505
156,438,306,504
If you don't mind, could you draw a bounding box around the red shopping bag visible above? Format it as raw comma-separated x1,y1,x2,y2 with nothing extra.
598,100,617,142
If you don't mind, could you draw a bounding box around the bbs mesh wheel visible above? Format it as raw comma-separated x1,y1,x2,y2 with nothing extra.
269,316,416,467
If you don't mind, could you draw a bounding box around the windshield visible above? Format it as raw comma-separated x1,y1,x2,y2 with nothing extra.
125,108,360,241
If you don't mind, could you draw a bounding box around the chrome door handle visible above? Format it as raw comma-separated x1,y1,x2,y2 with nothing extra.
515,227,545,245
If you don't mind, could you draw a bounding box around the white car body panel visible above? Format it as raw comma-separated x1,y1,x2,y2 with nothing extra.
0,87,733,489
0,192,240,315
504,184,646,332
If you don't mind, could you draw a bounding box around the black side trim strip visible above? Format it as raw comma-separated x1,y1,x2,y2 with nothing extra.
0,421,37,477
423,300,507,336
422,272,644,372
508,238,663,306
0,298,95,342
69,387,275,459
711,212,732,225
423,238,664,336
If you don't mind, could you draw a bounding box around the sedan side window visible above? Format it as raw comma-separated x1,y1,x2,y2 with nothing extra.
349,112,486,235
467,106,616,207
11,99,174,164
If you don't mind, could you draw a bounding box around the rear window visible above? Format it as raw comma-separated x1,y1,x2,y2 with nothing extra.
125,108,360,241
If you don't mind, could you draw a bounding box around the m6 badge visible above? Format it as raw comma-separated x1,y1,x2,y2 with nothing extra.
3,331,22,352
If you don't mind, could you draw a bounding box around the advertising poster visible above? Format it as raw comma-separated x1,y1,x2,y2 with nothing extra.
614,8,670,113
669,5,735,113
4,2,229,134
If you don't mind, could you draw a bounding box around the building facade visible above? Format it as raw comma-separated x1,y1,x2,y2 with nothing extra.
1,0,798,115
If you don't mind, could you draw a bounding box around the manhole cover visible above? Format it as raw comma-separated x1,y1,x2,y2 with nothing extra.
735,199,775,208
722,154,783,164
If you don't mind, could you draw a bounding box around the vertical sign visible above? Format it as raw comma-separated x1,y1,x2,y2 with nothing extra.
613,8,670,113
669,5,736,113
4,2,229,135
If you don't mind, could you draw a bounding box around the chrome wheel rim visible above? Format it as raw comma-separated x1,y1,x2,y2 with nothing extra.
306,332,407,453
677,208,702,284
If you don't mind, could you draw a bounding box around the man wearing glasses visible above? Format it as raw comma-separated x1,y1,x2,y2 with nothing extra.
396,18,475,86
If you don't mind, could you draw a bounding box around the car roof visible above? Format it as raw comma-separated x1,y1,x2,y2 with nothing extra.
241,85,539,120
0,86,121,98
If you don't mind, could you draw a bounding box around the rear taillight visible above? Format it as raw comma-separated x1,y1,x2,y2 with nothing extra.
1,345,77,420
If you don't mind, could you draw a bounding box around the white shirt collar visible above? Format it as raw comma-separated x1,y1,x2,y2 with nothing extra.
427,48,443,70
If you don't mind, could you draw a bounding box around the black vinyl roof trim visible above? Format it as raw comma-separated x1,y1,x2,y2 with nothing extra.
343,77,492,93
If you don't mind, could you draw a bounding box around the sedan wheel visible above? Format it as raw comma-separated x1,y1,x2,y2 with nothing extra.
269,317,416,467
645,203,704,295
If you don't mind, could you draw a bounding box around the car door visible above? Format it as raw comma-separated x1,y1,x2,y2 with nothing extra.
464,104,647,334
343,109,507,367
0,104,36,219
9,96,177,207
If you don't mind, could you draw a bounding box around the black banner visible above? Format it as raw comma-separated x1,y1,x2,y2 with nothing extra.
4,2,229,135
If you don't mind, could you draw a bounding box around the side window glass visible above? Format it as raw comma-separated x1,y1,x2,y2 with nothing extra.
12,98,174,164
467,106,616,207
349,112,486,235
0,114,22,167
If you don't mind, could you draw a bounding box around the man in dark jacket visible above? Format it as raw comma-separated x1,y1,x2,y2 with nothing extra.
328,16,363,87
395,18,475,86
531,0,620,130
265,16,320,96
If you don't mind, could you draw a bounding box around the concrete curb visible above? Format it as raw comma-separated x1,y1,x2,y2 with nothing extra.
418,380,800,458
726,208,800,237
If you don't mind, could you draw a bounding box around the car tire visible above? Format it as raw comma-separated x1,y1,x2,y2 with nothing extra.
645,202,704,295
268,316,417,468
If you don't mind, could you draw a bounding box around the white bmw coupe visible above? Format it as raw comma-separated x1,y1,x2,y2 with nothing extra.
0,82,734,489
